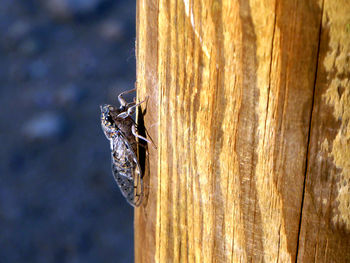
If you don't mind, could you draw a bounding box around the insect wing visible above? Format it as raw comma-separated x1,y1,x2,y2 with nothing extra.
111,132,143,206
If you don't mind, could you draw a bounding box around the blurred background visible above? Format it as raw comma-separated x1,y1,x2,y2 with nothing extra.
0,0,136,262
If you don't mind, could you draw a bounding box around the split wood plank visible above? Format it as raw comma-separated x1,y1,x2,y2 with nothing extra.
297,1,350,262
135,0,350,262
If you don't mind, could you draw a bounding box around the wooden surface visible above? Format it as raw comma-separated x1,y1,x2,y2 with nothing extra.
135,0,350,262
297,1,350,262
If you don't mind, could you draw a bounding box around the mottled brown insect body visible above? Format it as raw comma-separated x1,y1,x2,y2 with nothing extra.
100,89,150,207
109,110,138,153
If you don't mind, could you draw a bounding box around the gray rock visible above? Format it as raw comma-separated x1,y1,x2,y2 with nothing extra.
43,0,108,19
28,59,48,79
18,38,43,56
23,112,67,140
30,89,55,109
7,21,31,41
2,21,31,51
99,20,125,42
56,84,85,106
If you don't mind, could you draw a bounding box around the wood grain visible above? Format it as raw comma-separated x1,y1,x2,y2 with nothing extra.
135,0,350,262
134,0,159,262
297,1,350,262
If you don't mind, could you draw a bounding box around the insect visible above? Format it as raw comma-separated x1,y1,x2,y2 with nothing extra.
100,88,151,207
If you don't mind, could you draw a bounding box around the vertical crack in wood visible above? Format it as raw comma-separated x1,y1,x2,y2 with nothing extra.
264,0,277,150
209,1,229,262
236,0,264,260
295,1,325,262
155,0,162,261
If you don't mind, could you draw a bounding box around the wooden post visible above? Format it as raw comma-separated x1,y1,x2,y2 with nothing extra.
135,0,350,262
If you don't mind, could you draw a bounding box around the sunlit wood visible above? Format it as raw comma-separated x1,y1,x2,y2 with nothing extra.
135,0,350,262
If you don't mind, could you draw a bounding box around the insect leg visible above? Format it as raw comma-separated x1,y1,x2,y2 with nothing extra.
110,139,114,150
118,88,136,107
117,99,147,118
132,124,153,144
127,98,147,116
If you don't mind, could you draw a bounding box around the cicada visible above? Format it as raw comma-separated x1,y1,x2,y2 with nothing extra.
100,88,150,207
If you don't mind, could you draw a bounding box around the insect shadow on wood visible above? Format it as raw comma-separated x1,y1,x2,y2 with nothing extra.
100,88,154,207
135,97,152,207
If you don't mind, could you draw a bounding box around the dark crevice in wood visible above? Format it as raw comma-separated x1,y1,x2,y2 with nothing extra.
210,1,228,261
236,0,264,260
277,224,281,263
295,1,325,262
264,0,277,150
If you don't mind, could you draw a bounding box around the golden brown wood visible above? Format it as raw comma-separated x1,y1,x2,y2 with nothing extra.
297,1,350,262
135,0,350,262
134,0,159,262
